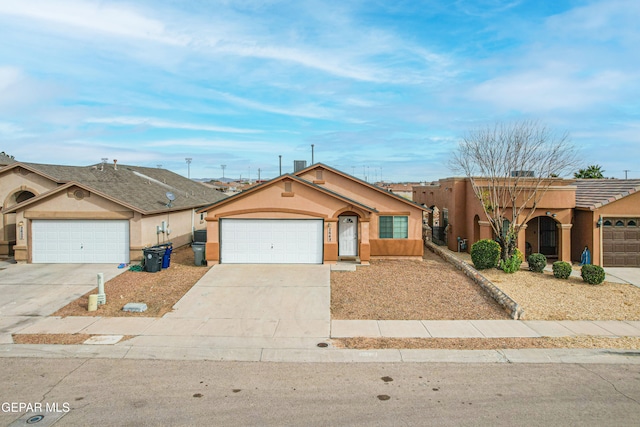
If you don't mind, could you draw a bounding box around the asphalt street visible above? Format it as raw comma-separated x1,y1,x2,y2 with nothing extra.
2,358,640,426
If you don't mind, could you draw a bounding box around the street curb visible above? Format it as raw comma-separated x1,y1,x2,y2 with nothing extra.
425,241,524,320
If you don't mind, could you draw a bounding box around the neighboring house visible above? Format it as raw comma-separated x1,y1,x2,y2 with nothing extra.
413,178,640,267
378,182,421,200
197,164,430,265
0,161,226,263
0,152,16,167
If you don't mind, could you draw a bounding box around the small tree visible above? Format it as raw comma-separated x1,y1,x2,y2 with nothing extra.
450,120,579,262
574,165,604,179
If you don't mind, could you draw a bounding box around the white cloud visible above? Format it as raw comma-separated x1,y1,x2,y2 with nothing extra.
0,0,187,45
85,117,261,134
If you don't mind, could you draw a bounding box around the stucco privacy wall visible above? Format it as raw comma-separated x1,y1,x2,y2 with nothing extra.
296,167,424,257
0,166,58,256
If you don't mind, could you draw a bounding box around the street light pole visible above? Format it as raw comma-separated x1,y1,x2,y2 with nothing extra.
185,158,192,179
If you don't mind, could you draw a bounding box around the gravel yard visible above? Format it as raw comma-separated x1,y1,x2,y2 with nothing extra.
481,268,640,320
331,250,510,320
53,245,209,318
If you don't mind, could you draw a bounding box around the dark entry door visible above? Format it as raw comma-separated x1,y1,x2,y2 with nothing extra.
539,216,557,256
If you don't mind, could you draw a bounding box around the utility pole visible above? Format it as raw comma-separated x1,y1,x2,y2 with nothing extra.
311,144,315,164
221,164,226,181
258,168,261,181
624,169,630,180
185,158,192,179
279,155,282,175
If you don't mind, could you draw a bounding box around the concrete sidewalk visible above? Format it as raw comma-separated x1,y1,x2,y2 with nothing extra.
4,317,640,364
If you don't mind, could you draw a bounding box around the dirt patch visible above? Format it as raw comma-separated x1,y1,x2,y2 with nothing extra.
12,334,92,345
13,334,136,344
333,336,640,350
478,267,640,321
52,245,209,318
331,250,510,320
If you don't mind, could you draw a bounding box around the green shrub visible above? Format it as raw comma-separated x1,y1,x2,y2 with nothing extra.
514,248,524,264
581,264,605,285
528,253,547,273
500,253,522,274
552,261,572,279
470,239,501,270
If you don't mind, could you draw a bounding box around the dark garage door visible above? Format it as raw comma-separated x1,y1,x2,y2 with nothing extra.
602,218,640,267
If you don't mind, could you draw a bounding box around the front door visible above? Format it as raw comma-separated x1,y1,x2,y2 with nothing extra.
338,216,358,257
539,216,557,256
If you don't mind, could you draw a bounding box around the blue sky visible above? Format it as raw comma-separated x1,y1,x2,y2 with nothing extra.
1,0,638,181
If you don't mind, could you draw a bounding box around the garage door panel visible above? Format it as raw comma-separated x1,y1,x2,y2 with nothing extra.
603,217,640,267
221,219,322,264
32,220,129,264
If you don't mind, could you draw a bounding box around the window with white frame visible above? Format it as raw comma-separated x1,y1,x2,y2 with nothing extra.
379,216,408,239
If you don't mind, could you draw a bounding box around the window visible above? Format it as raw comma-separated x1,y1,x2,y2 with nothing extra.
603,219,612,227
628,220,637,227
379,216,408,239
615,220,625,227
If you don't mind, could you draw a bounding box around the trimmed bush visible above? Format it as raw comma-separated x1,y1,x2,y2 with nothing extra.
528,253,547,273
581,264,605,285
500,253,522,274
514,248,524,264
552,261,572,279
470,239,501,270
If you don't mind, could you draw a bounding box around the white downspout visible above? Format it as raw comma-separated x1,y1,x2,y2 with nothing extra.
191,208,195,242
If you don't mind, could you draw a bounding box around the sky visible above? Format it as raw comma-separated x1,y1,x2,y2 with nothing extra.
0,0,639,182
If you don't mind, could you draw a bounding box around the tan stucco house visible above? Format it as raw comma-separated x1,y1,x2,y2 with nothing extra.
197,164,430,265
0,161,226,263
413,178,640,267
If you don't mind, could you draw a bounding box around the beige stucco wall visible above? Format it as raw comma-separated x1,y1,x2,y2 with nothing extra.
0,167,58,255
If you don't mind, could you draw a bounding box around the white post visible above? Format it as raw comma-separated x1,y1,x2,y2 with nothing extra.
97,273,106,305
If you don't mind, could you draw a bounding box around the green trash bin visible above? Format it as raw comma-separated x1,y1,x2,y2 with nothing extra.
192,243,206,266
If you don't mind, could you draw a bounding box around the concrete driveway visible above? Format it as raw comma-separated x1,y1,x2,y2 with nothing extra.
606,268,640,287
164,264,331,338
0,263,125,339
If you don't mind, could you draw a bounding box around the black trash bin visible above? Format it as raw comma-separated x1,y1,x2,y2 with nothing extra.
143,247,164,273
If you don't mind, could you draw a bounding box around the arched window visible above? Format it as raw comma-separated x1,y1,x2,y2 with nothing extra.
603,220,612,227
615,220,625,227
628,220,637,227
15,190,35,204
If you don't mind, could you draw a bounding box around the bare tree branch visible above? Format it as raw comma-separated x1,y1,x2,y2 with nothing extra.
449,120,579,260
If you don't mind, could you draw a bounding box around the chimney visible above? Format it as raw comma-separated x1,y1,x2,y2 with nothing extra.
113,159,118,170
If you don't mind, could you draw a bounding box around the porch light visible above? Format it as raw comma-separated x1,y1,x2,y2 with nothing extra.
596,218,603,228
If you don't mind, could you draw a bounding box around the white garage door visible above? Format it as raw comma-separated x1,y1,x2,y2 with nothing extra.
32,220,130,263
220,219,323,264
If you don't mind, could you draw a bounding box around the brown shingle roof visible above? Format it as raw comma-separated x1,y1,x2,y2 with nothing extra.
575,179,640,210
14,162,226,213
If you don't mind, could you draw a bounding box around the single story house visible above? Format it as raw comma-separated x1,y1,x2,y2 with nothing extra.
413,177,640,267
0,161,226,263
197,163,430,265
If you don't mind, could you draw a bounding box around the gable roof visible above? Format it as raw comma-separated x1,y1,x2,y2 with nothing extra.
1,162,226,214
197,173,378,214
294,163,431,212
575,179,640,210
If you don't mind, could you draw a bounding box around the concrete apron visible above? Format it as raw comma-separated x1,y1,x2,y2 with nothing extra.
160,264,331,341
